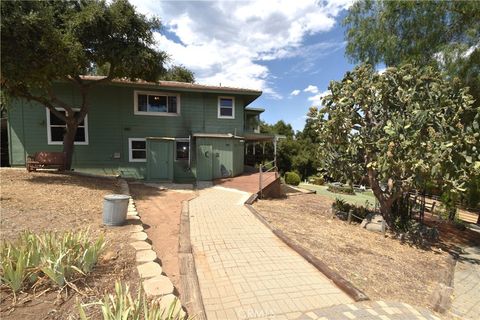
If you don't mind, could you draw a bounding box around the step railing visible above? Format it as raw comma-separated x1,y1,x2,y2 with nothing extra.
259,160,279,198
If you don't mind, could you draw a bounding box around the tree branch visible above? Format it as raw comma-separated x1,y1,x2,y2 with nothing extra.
15,90,66,121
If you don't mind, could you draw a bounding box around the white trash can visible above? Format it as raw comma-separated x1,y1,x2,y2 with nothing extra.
103,194,130,226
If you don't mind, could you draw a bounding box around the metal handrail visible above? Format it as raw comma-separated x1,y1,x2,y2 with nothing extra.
259,160,279,198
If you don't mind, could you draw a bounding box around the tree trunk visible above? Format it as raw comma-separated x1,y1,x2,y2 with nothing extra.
63,117,78,171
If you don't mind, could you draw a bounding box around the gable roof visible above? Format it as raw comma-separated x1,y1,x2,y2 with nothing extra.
79,75,262,96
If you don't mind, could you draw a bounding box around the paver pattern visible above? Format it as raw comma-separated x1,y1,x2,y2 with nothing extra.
297,301,441,320
189,186,352,320
450,246,480,320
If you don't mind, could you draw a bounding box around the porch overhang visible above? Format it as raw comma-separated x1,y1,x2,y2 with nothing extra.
243,133,275,142
192,133,244,139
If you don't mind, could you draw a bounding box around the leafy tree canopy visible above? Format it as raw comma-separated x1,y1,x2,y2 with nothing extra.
344,0,480,107
314,64,479,226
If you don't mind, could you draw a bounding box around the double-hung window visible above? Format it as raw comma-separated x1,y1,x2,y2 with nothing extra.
134,91,180,116
46,108,88,145
175,139,190,161
218,97,235,119
129,138,147,162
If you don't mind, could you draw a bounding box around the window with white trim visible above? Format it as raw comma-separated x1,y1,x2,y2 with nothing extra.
175,139,190,161
218,97,235,119
46,108,88,145
134,90,180,116
129,138,147,162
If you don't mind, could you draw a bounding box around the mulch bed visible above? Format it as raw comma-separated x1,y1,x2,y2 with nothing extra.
0,169,140,320
253,193,454,310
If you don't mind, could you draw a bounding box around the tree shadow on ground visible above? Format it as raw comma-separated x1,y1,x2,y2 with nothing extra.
128,183,168,201
25,172,120,192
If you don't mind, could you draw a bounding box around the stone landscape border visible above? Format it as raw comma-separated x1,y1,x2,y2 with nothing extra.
121,180,187,318
244,197,369,302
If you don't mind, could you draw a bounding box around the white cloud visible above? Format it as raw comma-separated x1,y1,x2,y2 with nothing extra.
304,85,319,94
308,89,330,106
290,89,301,96
128,0,352,98
377,67,387,74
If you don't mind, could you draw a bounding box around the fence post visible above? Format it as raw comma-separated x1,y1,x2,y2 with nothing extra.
259,165,263,199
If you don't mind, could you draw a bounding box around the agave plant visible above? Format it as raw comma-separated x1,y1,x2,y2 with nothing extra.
78,281,187,320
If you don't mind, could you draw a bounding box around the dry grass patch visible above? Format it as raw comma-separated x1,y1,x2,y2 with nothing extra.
0,169,139,320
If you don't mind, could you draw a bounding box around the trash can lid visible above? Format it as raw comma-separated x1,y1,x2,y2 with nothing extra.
104,194,130,200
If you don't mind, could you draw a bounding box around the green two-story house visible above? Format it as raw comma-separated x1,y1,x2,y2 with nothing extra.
6,77,270,182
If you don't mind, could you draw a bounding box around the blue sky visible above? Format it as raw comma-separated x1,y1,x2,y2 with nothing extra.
129,0,356,131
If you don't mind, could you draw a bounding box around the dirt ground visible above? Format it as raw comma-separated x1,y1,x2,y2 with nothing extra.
129,183,195,299
0,169,140,319
253,193,455,310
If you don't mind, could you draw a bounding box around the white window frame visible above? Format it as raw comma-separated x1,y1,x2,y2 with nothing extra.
128,138,147,162
218,96,235,119
46,108,89,145
134,90,181,116
175,138,190,162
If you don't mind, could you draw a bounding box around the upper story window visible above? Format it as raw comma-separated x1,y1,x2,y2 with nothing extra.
46,108,88,145
134,90,180,116
218,97,235,119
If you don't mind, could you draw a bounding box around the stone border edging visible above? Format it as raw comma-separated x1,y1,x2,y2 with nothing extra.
179,199,207,320
121,180,187,318
244,202,369,302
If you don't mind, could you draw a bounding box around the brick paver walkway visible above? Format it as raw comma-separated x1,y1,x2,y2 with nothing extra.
297,301,441,320
450,246,480,320
189,186,352,320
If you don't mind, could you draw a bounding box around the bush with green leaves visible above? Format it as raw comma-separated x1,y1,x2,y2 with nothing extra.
332,198,371,222
78,281,187,320
285,172,301,186
0,229,104,294
308,176,324,185
327,184,355,195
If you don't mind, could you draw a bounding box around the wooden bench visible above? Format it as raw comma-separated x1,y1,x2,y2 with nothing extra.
26,152,66,172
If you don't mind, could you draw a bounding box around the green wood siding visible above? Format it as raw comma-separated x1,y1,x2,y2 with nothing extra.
7,82,253,180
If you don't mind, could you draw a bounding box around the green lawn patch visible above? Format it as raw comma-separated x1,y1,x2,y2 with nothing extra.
299,183,376,208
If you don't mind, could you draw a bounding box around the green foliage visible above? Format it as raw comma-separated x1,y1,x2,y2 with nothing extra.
327,184,355,195
78,281,187,320
0,229,104,293
285,172,301,186
344,1,479,92
308,176,324,186
260,120,320,179
314,63,479,226
160,65,195,83
332,198,370,222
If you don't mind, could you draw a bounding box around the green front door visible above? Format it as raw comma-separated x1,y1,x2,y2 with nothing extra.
147,140,172,180
197,144,213,181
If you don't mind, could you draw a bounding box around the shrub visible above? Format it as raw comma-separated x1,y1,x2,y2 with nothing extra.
308,176,324,185
0,229,104,293
78,281,187,320
331,198,371,222
327,183,355,195
285,172,301,186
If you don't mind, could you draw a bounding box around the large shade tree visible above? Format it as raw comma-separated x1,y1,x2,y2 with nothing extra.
343,0,480,107
1,0,194,169
314,64,479,227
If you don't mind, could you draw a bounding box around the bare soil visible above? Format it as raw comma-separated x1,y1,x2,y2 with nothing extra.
0,169,140,320
129,183,195,299
253,193,453,310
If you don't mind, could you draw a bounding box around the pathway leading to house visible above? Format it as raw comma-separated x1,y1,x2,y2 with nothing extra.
449,246,480,320
189,186,352,320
